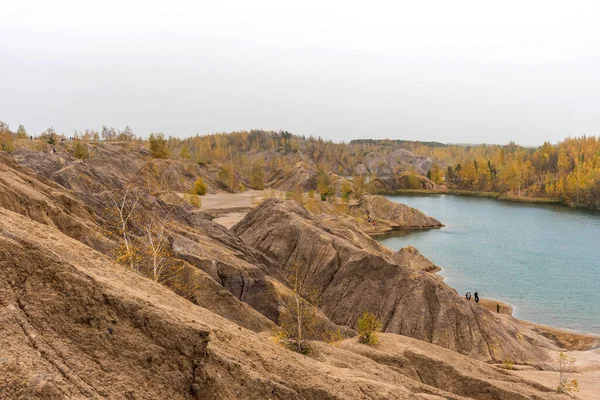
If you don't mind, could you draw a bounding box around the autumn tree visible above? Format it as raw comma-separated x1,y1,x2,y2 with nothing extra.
277,263,320,354
341,179,352,200
118,126,135,141
0,121,14,151
357,311,381,346
353,175,365,199
16,124,27,139
101,125,117,141
317,167,330,201
43,127,57,145
149,133,170,159
193,177,207,195
180,143,191,159
72,140,89,159
141,216,174,282
427,163,444,184
556,352,579,394
95,181,144,272
250,160,265,190
218,165,234,192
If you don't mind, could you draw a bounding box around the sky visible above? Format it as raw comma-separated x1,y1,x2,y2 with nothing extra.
1,1,600,146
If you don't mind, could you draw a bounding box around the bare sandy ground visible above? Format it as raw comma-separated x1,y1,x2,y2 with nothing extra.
479,298,514,315
199,190,263,210
479,298,600,399
177,190,274,228
212,212,248,229
514,347,600,400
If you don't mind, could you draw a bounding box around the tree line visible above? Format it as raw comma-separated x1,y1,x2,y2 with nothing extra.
2,121,598,209
421,137,600,209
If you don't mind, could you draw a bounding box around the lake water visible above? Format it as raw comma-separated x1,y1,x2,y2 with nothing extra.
376,194,600,335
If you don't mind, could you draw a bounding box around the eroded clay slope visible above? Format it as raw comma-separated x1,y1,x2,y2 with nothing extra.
0,208,567,400
232,199,553,364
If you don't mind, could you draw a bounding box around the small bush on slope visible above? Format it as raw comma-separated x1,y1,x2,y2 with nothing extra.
357,311,382,346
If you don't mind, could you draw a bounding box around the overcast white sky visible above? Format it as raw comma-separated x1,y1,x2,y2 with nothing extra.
1,1,599,146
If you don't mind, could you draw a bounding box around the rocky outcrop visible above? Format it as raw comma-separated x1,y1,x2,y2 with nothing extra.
0,208,568,399
369,172,438,193
170,227,355,337
351,195,443,230
267,161,318,192
233,199,553,364
0,153,113,254
392,246,439,273
355,149,433,177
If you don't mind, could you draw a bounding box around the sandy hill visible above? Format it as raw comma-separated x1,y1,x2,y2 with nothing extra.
232,199,560,364
0,208,568,400
0,145,587,399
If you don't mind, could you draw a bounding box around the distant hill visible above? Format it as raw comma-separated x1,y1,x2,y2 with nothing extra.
350,138,448,147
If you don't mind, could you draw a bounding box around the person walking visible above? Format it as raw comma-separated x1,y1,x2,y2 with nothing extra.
465,292,471,301
474,291,479,304
496,303,501,313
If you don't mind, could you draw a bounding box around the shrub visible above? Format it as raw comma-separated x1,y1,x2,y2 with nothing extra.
353,175,365,199
341,180,352,200
193,177,207,195
357,311,381,346
0,131,14,152
502,357,515,370
184,193,201,208
308,189,315,198
44,127,57,145
324,328,344,345
181,143,191,159
402,174,422,189
218,165,234,191
16,124,27,139
149,133,170,159
72,140,89,159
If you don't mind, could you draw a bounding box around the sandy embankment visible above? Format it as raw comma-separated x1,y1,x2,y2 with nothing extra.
192,191,600,398
477,296,600,399
515,347,600,400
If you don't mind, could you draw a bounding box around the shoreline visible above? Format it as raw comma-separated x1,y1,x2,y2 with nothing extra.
468,294,599,351
373,195,600,350
433,268,600,352
203,190,600,351
381,188,598,208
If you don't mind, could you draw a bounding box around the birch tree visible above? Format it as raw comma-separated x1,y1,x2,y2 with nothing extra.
276,263,320,354
142,217,173,282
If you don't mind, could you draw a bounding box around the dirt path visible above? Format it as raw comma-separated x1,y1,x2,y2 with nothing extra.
199,190,263,210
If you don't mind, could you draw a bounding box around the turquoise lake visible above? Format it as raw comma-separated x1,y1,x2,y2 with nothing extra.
376,194,600,335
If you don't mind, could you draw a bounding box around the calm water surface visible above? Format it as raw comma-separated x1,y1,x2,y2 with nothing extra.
377,194,600,334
